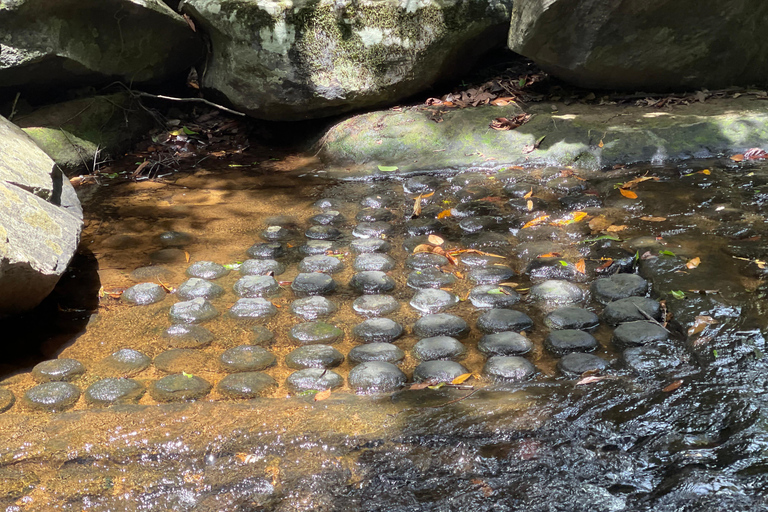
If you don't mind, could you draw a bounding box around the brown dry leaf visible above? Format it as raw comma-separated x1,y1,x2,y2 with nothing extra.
576,375,607,385
422,192,435,199
183,13,196,31
537,252,562,258
409,381,436,390
445,252,458,265
413,244,435,254
437,209,452,219
451,249,505,258
489,113,532,131
157,279,174,293
598,139,604,148
662,380,684,393
575,259,586,274
730,154,745,162
523,189,533,199
454,271,464,279
685,257,701,269
451,373,473,385
425,97,443,106
596,258,614,271
428,234,445,245
619,188,638,199
622,175,658,189
640,216,667,222
588,216,612,231
687,315,717,336
549,211,588,226
133,160,150,177
606,225,628,233
497,282,519,288
491,97,516,106
471,479,494,497
522,215,550,229
413,194,423,217
184,251,191,263
314,389,332,401
526,199,534,211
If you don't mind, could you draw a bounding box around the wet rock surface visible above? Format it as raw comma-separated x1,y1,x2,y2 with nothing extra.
122,282,167,305
348,362,407,393
85,378,145,406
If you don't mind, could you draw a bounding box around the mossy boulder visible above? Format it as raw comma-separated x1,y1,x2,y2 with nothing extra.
0,115,83,316
180,0,513,120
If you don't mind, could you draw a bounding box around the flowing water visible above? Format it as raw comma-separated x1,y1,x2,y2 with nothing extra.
1,156,768,511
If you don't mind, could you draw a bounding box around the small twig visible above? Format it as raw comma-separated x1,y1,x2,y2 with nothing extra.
8,92,20,121
133,91,246,116
634,303,670,333
426,388,480,408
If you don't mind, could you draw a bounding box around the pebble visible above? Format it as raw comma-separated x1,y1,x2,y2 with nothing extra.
285,345,344,369
99,349,151,377
154,349,212,374
290,296,337,320
468,285,521,308
85,378,145,406
261,225,294,241
229,298,278,320
350,271,396,294
32,358,85,383
233,275,280,298
251,326,275,345
217,372,277,399
219,346,276,372
526,258,584,282
413,361,468,383
356,208,394,222
158,230,193,247
314,198,341,210
467,265,516,285
348,343,405,364
405,252,449,269
311,210,345,225
163,324,214,349
352,295,400,317
405,218,443,237
407,268,456,289
404,176,438,194
409,288,458,314
544,307,600,331
186,261,230,280
478,332,533,356
286,369,344,392
176,278,225,300
306,225,342,240
351,238,391,253
557,353,608,377
602,297,662,325
348,362,406,394
483,356,536,382
413,313,469,339
150,374,212,402
476,309,533,333
413,336,466,361
0,388,15,413
299,255,344,274
299,240,335,256
529,280,585,305
353,318,404,343
354,253,396,272
240,259,286,276
121,283,167,305
23,382,80,412
291,272,337,296
592,274,649,304
288,321,344,345
545,329,599,355
246,242,285,259
353,221,393,238
623,345,682,375
612,321,670,348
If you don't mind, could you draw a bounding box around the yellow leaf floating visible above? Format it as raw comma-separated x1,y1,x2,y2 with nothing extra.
522,215,550,229
451,373,473,385
550,211,587,226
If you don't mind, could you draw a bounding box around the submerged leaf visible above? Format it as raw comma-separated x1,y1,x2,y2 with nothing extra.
662,380,684,392
619,188,638,199
670,290,686,299
687,315,717,336
640,216,666,222
576,375,607,385
437,209,452,219
685,257,701,269
428,234,445,245
522,215,550,229
451,373,473,385
314,389,332,401
378,165,399,172
659,250,676,257
575,259,586,274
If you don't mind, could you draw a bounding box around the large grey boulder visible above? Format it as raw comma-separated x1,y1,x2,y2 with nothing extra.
0,115,83,316
180,0,513,120
0,0,203,91
508,0,768,91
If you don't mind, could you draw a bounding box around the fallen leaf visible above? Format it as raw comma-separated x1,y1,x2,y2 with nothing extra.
157,279,174,293
451,373,473,385
377,165,399,172
588,216,612,231
526,199,534,211
184,251,190,263
425,97,443,106
428,234,445,245
550,211,588,226
182,13,196,31
523,189,533,199
522,215,550,229
621,175,658,189
576,375,607,385
619,188,638,199
437,209,452,219
413,194,423,217
596,258,614,271
413,244,435,254
731,154,745,162
598,139,604,148
575,258,586,274
606,225,628,233
409,381,436,390
497,282,519,288
687,315,717,336
685,257,701,269
537,252,562,258
471,479,494,497
700,169,711,175
314,389,332,401
489,113,532,131
662,380,684,393
670,290,686,299
491,97,516,106
640,216,666,222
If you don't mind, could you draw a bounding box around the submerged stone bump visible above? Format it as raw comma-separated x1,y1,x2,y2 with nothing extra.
451,200,500,218
23,382,80,412
545,329,599,355
353,221,393,239
546,176,588,195
154,349,212,374
314,198,341,210
261,225,294,241
478,332,533,356
526,258,584,283
240,259,286,276
298,254,344,274
504,182,537,197
405,252,449,270
559,194,603,210
100,349,151,377
404,176,438,194
350,271,396,294
291,272,337,296
557,353,608,377
163,324,214,349
348,362,406,394
413,336,466,361
483,356,536,382
32,358,85,383
356,208,394,223
402,235,432,253
85,378,145,406
121,282,167,305
623,345,682,375
349,343,405,364
219,345,277,372
150,374,212,402
602,297,662,325
305,225,342,240
405,218,443,237
476,309,533,334
413,313,470,339
461,253,507,267
352,294,400,317
612,321,669,348
186,261,230,280
229,298,278,320
176,278,225,301
592,274,649,304
233,275,280,298
508,197,548,212
461,232,512,251
130,265,175,282
468,285,521,309
246,242,285,259
353,253,396,272
311,210,346,225
407,267,457,289
150,248,187,264
169,298,219,324
285,345,344,369
529,279,586,305
467,265,516,285
251,326,275,345
299,240,335,256
290,296,338,320
459,216,502,234
544,307,600,331
351,238,391,254
413,361,469,383
157,230,193,247
409,288,458,314
288,321,344,345
217,372,277,399
360,194,395,209
0,388,15,413
353,318,404,343
286,369,343,393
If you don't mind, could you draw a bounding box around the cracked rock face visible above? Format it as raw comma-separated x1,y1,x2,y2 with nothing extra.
0,115,83,316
